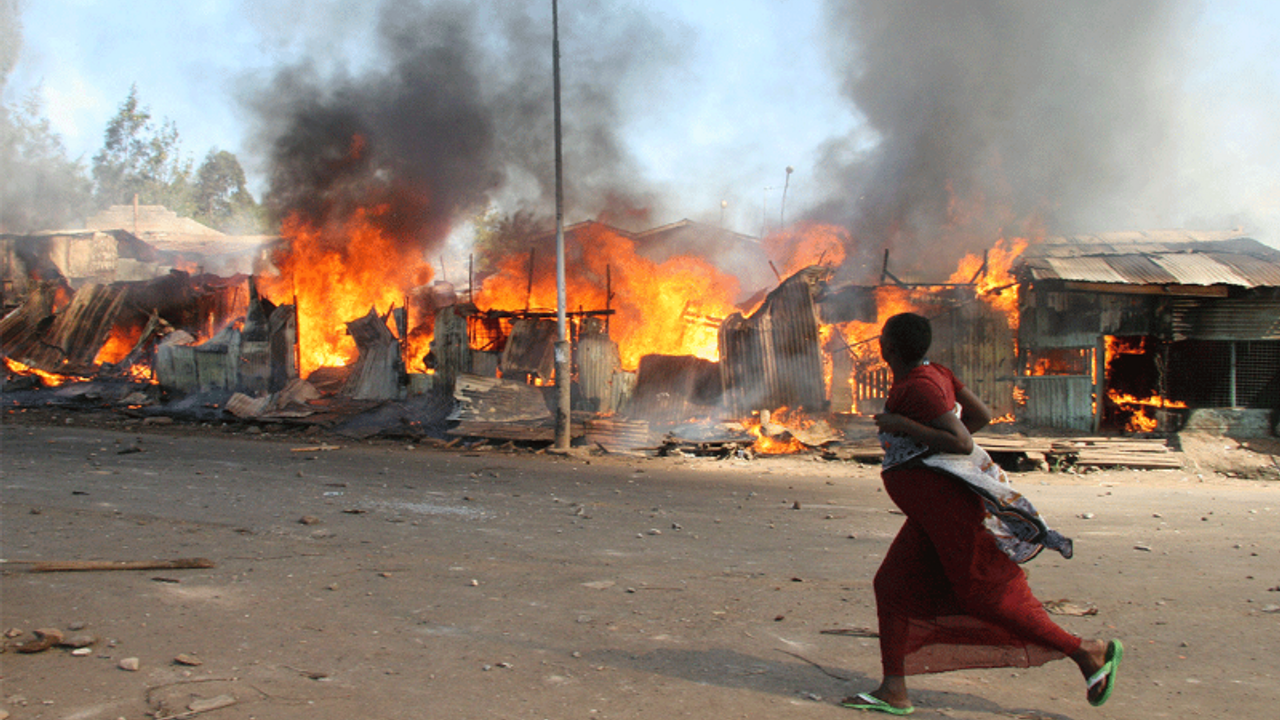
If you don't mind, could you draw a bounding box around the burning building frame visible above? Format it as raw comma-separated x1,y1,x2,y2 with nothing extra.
1015,231,1280,435
6,210,1280,449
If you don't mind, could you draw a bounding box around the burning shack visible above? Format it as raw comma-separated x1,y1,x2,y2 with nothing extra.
1016,231,1280,434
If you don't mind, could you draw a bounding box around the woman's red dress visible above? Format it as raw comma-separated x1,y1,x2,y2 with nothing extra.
876,363,1082,676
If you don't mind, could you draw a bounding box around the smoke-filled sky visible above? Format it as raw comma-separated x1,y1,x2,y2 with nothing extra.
6,0,1280,279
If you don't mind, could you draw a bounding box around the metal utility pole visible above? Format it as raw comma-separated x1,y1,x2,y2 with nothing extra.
780,166,794,228
552,0,571,450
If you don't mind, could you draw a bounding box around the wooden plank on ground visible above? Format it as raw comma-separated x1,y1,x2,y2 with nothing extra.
979,436,1056,453
27,558,216,572
1073,451,1183,469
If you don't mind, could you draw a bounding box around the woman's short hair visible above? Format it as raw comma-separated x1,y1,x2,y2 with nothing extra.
882,312,932,364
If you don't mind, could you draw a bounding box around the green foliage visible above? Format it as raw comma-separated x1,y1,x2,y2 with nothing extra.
0,89,93,232
91,84,193,210
1,77,266,236
88,85,266,234
192,149,267,234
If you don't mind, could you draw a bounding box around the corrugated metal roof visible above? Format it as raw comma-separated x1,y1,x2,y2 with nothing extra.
1151,253,1255,287
1032,230,1253,253
1018,232,1280,287
1026,251,1274,287
1105,254,1179,284
1028,256,1126,283
1212,253,1280,287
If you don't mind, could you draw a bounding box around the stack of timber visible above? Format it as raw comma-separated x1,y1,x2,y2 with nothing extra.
584,418,652,452
824,433,1182,469
1050,437,1182,469
978,435,1057,455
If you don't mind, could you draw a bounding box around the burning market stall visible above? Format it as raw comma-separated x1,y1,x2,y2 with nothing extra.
1016,231,1280,435
829,240,1024,423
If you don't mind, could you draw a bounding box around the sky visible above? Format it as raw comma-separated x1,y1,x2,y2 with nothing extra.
6,0,1280,266
5,1,851,233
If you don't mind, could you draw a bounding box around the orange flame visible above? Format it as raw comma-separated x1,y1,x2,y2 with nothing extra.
477,224,739,370
94,324,143,365
743,407,813,455
1103,336,1187,432
260,206,434,376
3,357,87,386
765,222,848,277
947,237,1027,326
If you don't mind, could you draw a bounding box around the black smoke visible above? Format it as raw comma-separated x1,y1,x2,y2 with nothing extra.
810,0,1195,282
248,0,686,257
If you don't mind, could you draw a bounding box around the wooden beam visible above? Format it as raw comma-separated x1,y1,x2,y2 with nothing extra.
25,558,216,573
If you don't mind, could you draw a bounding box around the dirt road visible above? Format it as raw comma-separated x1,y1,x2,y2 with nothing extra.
2,420,1278,719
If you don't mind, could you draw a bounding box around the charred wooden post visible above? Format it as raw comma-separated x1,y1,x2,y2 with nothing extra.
267,303,298,392
430,304,471,392
341,307,401,400
239,276,271,395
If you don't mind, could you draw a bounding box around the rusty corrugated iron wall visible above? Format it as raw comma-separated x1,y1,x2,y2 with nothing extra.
576,329,621,413
719,266,828,415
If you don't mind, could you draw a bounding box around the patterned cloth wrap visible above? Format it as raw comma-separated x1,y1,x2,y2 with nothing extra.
880,405,1074,564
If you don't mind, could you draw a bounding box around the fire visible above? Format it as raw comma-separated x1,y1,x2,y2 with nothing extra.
1106,390,1188,433
1103,336,1187,433
94,324,143,365
765,223,848,277
836,285,918,351
3,357,87,386
260,206,434,376
947,237,1027,325
477,223,739,370
743,407,812,455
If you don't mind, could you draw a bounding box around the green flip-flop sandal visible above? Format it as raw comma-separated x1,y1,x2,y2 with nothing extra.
1087,639,1124,707
841,692,915,715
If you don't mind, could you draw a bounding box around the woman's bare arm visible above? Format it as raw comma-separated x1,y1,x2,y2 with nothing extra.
956,385,993,434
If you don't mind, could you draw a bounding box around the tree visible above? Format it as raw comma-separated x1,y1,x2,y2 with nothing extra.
192,149,266,234
91,85,192,211
0,89,93,232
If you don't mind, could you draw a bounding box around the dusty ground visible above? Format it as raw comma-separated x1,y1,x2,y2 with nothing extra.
2,410,1279,720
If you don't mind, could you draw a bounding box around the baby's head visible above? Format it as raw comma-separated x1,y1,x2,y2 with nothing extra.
880,312,932,365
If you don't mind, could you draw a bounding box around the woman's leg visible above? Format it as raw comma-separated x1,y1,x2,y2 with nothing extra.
859,517,947,709
885,468,1081,657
